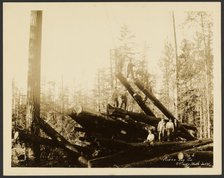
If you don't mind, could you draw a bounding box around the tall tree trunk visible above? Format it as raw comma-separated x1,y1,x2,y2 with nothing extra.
200,13,211,139
97,71,101,111
12,79,16,116
110,49,114,89
202,93,207,138
172,12,179,120
199,97,203,139
25,10,42,162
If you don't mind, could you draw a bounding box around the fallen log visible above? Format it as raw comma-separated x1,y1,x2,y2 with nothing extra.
107,104,158,126
70,106,149,141
93,137,134,150
88,139,212,167
111,117,149,139
88,150,136,167
18,130,59,147
122,142,213,168
39,118,86,156
18,129,90,167
116,73,155,117
88,141,168,167
69,107,121,135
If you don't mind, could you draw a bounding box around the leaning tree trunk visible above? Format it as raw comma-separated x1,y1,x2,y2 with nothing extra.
25,10,42,162
116,73,155,116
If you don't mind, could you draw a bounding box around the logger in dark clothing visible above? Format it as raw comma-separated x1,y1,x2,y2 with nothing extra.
120,91,128,110
127,59,135,79
112,88,119,107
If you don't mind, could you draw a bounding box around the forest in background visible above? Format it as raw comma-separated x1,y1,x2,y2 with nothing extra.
10,10,215,168
12,11,213,140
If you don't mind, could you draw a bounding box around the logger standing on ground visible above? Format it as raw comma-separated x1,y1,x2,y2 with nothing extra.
157,118,166,142
165,119,175,141
127,58,135,79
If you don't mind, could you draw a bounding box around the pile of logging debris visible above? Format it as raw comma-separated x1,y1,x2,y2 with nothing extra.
17,73,213,167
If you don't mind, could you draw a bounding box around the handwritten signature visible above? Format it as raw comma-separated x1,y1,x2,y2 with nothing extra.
162,156,212,167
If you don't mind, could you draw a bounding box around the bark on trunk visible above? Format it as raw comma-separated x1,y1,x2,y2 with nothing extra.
25,11,42,161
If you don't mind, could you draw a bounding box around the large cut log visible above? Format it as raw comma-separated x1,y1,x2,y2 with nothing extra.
39,117,86,156
69,107,148,141
116,73,155,116
107,104,158,126
122,142,213,167
86,129,147,144
69,107,121,135
88,139,212,167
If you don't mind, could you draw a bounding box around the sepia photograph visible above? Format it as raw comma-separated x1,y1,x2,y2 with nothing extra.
3,2,221,175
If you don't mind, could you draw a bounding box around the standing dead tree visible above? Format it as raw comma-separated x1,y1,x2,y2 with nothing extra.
25,10,42,161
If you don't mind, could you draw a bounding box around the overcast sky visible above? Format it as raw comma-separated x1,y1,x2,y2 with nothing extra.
4,2,218,92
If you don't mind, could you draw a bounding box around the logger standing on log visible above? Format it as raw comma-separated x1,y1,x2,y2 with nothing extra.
112,87,119,107
120,91,128,110
165,119,175,141
127,58,135,79
157,118,166,142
